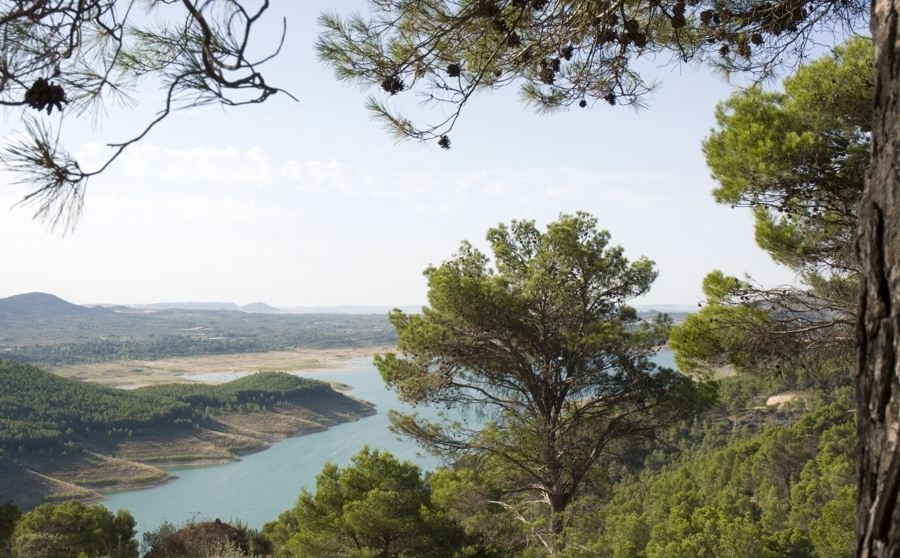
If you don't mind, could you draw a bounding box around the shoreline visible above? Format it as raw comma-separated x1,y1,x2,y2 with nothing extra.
95,474,181,496
7,404,379,509
5,355,382,510
91,403,379,499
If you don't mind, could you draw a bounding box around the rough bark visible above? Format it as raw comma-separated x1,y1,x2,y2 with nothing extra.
857,1,900,556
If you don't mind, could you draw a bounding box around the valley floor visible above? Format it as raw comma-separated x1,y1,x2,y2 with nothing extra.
51,346,394,388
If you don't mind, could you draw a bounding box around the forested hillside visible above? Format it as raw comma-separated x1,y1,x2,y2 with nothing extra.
564,402,854,557
0,361,351,458
0,360,377,510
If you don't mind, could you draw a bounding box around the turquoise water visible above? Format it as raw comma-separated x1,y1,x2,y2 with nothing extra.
102,360,440,534
103,350,676,534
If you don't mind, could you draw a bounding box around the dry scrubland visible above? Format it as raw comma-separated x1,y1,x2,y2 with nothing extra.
52,346,393,387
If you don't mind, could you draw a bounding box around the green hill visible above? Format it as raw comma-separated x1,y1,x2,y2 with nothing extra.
0,361,340,455
0,360,375,509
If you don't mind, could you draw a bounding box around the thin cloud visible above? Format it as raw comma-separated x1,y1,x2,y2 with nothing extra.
81,143,672,214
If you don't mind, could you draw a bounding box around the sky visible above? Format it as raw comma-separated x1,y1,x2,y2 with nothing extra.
0,1,799,309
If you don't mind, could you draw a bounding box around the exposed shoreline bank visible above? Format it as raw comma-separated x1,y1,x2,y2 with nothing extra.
4,402,377,510
3,355,381,511
94,400,379,498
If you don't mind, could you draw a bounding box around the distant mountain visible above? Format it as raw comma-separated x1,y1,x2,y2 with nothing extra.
279,305,421,315
0,293,689,319
0,292,102,317
132,302,243,311
128,302,419,314
130,301,284,313
0,292,396,363
634,304,698,314
240,302,281,313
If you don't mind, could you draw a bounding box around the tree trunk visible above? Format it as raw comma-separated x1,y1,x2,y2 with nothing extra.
547,492,570,535
544,490,571,557
856,2,900,556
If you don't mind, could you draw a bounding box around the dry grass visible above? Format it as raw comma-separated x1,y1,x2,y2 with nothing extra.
20,452,171,490
52,346,392,387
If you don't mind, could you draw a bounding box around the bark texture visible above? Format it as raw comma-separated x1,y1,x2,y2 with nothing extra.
857,1,900,556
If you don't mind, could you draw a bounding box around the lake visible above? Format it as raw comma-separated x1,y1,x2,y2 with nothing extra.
103,350,677,535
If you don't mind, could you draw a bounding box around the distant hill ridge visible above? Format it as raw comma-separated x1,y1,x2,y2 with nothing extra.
132,301,244,311
240,302,281,313
1,293,284,315
0,292,692,317
0,292,105,316
0,293,421,315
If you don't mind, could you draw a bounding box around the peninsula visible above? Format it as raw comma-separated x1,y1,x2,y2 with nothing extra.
0,361,375,509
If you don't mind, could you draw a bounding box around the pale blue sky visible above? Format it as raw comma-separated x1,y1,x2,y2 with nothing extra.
0,1,797,308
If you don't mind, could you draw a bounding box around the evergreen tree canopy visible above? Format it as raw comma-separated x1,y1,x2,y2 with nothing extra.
11,501,138,558
0,501,20,556
563,403,856,558
263,447,464,558
376,212,714,552
705,38,870,278
669,40,870,384
317,0,866,146
0,0,288,227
